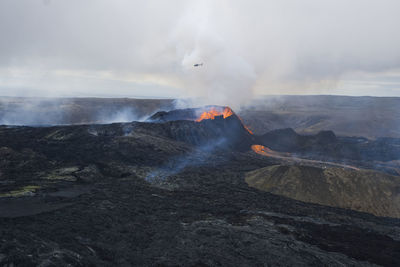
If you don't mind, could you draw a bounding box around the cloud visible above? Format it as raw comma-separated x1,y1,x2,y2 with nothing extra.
0,0,400,102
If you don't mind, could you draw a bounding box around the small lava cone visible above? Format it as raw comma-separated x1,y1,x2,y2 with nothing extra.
148,106,255,151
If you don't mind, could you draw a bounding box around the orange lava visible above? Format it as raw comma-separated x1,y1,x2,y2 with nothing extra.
252,144,360,170
251,145,272,156
244,126,253,134
195,107,234,122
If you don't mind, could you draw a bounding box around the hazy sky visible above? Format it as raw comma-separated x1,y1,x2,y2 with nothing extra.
1,0,400,105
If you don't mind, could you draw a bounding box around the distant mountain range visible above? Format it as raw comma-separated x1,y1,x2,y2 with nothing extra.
1,95,400,138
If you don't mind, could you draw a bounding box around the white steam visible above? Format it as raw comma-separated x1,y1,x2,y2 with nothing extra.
169,1,256,109
0,98,65,125
97,107,146,124
167,0,400,107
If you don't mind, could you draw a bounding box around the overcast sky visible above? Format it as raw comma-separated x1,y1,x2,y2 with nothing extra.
1,0,400,105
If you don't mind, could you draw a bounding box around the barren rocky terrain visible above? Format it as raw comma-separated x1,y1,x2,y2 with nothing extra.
246,165,400,218
0,106,400,266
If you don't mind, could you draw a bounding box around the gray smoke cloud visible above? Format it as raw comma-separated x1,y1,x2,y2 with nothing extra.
145,137,227,183
0,98,65,125
96,107,146,124
0,0,400,106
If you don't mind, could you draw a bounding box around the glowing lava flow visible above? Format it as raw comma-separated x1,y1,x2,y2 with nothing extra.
252,144,360,170
252,144,293,158
251,145,274,156
195,106,253,134
244,125,253,134
195,107,234,122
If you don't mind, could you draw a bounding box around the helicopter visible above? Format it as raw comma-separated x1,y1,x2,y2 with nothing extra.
193,63,203,67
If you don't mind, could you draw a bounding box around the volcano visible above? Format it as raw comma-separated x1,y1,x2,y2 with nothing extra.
148,106,255,151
